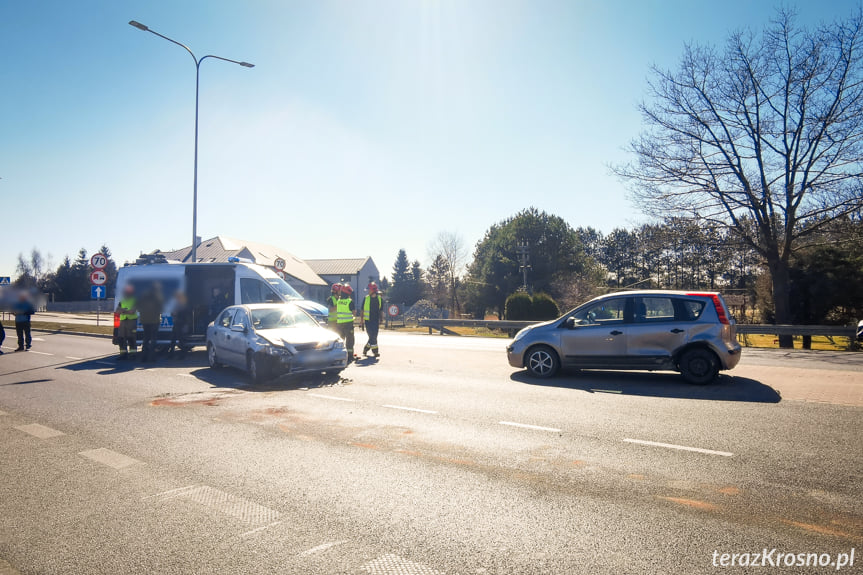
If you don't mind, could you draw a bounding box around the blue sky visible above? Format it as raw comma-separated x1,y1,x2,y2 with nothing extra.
1,0,859,280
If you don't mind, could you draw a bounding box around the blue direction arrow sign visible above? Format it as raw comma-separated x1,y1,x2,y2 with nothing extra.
91,285,106,300
0,277,10,286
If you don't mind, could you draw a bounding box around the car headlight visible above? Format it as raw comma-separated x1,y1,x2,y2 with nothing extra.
513,327,531,343
333,339,345,350
315,340,335,350
263,344,291,356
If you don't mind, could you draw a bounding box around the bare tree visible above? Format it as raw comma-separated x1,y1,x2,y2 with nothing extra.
615,9,863,347
429,231,467,314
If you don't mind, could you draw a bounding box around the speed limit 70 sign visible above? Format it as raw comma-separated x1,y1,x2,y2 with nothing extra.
90,253,108,269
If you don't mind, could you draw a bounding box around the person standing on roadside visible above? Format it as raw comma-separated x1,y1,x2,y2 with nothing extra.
12,292,35,352
336,284,357,362
115,285,138,360
167,290,189,359
137,283,164,363
0,317,5,354
326,283,341,330
360,282,384,358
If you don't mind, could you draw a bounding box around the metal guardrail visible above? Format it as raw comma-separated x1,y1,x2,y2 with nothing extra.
735,324,856,337
418,319,535,335
419,319,858,339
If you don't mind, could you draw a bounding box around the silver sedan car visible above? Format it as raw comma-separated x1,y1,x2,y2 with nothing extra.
206,303,347,382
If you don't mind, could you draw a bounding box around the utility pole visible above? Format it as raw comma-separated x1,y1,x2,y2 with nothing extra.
516,240,531,293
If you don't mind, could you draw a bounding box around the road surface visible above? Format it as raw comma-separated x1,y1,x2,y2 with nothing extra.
0,331,860,574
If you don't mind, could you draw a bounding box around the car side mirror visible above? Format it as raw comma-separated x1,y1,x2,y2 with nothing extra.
231,324,246,333
565,317,576,329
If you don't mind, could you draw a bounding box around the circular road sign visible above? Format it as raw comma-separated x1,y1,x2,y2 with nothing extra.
90,253,108,269
90,270,108,285
273,257,286,271
387,304,401,317
275,270,287,280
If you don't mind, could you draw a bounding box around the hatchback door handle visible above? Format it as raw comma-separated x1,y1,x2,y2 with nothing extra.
610,330,623,336
670,328,684,334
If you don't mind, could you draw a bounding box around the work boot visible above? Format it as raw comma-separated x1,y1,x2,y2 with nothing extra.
362,344,371,356
14,347,23,352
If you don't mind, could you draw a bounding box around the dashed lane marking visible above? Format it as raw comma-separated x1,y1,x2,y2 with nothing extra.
14,423,65,439
177,373,194,377
28,351,53,356
499,421,562,433
142,485,199,500
65,356,83,360
623,438,733,457
382,404,438,414
79,448,143,469
240,521,283,538
298,540,347,556
360,553,444,575
308,393,355,402
150,485,280,525
591,389,622,394
96,361,114,366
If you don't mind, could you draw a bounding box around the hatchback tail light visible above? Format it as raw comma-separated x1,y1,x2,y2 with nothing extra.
686,293,730,324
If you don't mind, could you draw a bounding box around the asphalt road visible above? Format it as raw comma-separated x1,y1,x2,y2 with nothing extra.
0,331,860,574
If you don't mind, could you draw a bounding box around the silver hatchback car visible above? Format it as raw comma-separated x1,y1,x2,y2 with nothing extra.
207,303,347,382
507,290,741,384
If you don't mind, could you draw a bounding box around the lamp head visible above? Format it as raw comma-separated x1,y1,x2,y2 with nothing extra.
129,20,149,31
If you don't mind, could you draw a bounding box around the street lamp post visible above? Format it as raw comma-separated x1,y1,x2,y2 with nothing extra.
128,21,254,263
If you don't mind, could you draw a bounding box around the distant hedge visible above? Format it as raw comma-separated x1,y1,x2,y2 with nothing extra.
504,292,561,321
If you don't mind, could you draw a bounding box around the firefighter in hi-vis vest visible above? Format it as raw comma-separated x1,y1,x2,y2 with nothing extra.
360,282,384,358
336,283,357,362
327,283,342,329
115,284,139,360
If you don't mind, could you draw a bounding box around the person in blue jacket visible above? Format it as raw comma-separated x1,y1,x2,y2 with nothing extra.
12,292,36,351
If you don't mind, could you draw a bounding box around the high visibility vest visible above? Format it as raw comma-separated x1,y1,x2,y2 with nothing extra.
336,298,354,324
119,297,138,321
363,295,382,321
327,295,339,323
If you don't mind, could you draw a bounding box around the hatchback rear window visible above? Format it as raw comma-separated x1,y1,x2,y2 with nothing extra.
679,300,706,321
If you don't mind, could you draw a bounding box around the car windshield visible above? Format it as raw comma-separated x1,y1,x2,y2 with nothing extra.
251,306,318,330
266,277,302,300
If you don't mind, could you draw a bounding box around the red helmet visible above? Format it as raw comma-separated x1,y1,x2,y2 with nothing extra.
368,282,378,294
331,283,342,293
340,284,354,295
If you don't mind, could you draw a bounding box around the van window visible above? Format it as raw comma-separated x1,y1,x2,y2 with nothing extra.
240,278,281,304
218,309,236,328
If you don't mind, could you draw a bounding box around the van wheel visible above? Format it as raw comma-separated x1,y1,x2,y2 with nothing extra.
247,351,269,384
679,348,719,385
525,345,560,378
207,343,221,368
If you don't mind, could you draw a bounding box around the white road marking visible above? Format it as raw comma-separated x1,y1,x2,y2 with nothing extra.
153,485,280,524
382,404,438,414
308,393,355,402
15,423,65,439
28,350,53,356
96,361,114,366
360,554,445,575
142,485,199,500
298,540,347,556
65,356,83,360
79,448,143,469
591,389,622,394
240,521,283,538
499,421,562,432
177,373,194,377
623,438,734,457
31,338,45,342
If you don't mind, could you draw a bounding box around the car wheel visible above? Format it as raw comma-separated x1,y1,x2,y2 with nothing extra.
247,351,269,384
207,342,221,368
679,348,719,385
525,345,560,378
